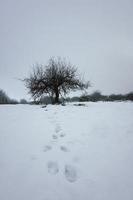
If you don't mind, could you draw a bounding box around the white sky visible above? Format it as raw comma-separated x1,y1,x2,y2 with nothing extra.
0,0,133,100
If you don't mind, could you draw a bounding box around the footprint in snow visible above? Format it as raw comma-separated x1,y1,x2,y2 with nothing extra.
52,134,58,139
43,145,52,152
55,125,61,133
60,146,69,152
64,165,77,182
60,133,66,137
47,161,59,175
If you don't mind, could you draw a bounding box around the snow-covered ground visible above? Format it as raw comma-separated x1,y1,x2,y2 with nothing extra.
0,102,133,200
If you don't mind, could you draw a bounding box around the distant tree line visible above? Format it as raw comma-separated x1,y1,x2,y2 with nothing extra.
31,91,133,104
0,89,29,104
0,89,18,104
79,91,133,102
1,88,133,105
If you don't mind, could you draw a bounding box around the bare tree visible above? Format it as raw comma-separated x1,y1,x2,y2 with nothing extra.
24,57,90,104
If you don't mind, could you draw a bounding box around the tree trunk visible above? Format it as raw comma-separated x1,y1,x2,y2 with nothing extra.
54,89,59,104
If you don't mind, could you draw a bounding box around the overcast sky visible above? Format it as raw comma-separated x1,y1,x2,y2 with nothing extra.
0,0,133,100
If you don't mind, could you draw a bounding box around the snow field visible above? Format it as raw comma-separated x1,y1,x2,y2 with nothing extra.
0,102,133,200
